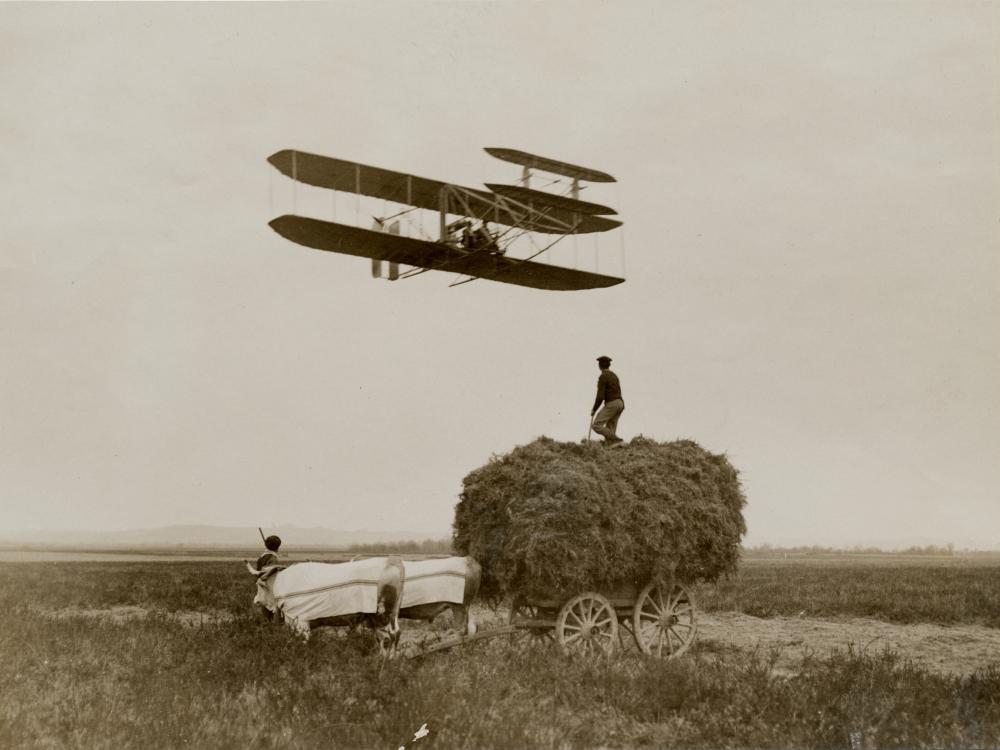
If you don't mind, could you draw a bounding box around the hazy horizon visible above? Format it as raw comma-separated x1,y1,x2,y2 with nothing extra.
1,521,997,554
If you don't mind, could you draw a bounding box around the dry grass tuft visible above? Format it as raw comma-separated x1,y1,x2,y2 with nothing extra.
453,436,746,600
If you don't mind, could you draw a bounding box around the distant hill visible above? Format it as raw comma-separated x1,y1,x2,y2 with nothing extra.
0,524,450,549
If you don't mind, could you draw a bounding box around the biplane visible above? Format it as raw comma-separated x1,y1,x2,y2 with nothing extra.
266,147,625,291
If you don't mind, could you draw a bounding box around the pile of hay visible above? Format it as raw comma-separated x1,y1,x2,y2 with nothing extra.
452,437,746,601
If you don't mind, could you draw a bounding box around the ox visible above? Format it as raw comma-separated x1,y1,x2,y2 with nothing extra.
247,556,405,652
398,556,481,635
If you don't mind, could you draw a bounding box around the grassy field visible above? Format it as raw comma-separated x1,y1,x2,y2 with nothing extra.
2,557,999,749
696,555,1000,627
5,555,999,627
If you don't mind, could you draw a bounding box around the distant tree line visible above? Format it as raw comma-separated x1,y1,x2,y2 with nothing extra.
345,538,453,555
744,543,958,556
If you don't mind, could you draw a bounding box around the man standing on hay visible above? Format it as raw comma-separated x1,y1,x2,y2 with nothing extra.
591,355,625,445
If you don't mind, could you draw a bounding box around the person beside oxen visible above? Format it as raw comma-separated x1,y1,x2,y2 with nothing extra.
256,534,282,569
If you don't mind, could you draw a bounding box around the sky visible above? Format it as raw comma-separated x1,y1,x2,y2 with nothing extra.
1,2,997,548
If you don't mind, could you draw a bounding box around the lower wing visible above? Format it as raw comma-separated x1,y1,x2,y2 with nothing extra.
269,215,624,291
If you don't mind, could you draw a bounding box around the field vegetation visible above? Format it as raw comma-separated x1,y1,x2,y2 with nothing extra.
697,556,1000,627
2,558,999,749
6,555,999,629
744,544,965,556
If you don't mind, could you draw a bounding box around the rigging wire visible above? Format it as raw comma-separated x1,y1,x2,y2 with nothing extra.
380,205,419,224
615,181,626,278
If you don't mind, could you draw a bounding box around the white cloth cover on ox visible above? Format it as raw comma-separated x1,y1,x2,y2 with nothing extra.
260,559,391,629
401,557,467,608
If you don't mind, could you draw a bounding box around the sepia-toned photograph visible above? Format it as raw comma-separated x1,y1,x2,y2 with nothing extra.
1,2,997,747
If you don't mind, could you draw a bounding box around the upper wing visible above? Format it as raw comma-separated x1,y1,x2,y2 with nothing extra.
484,148,616,183
269,215,624,291
268,150,466,213
267,150,621,235
485,183,617,216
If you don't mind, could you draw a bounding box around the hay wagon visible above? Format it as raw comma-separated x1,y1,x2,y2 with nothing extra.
409,578,697,659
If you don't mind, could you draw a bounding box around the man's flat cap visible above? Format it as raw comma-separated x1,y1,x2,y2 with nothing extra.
596,355,612,364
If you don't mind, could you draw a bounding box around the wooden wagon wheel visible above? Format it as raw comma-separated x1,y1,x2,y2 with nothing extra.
508,598,555,643
555,592,619,656
632,581,697,658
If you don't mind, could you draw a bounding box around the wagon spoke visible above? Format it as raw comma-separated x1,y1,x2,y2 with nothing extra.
509,602,557,647
653,589,667,617
669,626,690,645
655,627,667,656
672,600,691,616
638,621,659,637
639,621,658,637
639,617,659,631
647,625,657,646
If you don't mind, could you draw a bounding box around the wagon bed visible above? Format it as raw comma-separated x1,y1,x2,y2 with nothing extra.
405,579,697,659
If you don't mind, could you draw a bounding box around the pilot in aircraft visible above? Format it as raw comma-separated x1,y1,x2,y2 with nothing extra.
445,219,473,248
474,221,502,254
